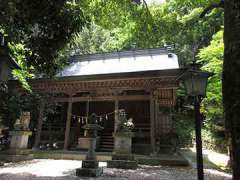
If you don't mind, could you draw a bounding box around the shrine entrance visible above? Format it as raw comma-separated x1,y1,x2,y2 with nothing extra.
70,101,115,151
68,100,151,153
120,101,151,154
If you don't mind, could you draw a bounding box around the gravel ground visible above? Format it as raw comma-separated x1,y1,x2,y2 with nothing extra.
0,159,232,180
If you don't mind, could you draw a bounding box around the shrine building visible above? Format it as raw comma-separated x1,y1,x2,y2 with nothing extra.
11,48,183,154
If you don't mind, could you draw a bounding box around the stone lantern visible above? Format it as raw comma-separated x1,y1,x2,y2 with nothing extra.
76,113,104,177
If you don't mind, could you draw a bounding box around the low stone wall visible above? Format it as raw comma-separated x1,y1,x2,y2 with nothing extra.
32,151,189,167
33,151,111,161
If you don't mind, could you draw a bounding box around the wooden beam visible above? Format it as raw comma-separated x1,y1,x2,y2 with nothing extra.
63,98,73,150
55,95,150,103
114,98,119,132
150,96,155,152
33,100,45,150
86,98,90,117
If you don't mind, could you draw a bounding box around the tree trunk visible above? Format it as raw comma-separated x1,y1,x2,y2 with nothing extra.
223,1,240,179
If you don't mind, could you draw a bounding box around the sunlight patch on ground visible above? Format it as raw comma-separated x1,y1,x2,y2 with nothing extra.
203,149,229,167
205,169,232,179
0,159,106,177
190,147,229,168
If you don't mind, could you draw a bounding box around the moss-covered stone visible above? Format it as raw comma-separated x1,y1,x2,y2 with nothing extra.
107,160,138,169
76,167,103,177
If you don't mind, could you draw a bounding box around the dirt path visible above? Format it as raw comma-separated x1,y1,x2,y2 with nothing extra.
0,159,232,180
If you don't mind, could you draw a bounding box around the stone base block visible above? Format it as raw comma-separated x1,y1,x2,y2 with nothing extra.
0,161,4,166
6,149,32,155
107,160,138,169
0,154,33,162
76,167,103,177
112,154,134,161
82,160,99,169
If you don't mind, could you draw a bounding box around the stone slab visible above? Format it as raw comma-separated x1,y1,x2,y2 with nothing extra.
0,154,33,162
107,160,138,169
32,150,189,167
82,160,99,169
112,153,134,161
4,149,32,155
76,167,103,177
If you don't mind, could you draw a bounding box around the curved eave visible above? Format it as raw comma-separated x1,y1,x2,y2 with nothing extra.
29,68,185,83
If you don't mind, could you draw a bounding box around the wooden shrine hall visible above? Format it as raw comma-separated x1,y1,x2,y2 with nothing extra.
11,48,183,154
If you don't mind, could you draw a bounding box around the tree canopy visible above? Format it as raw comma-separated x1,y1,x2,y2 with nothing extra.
0,0,88,76
0,0,226,154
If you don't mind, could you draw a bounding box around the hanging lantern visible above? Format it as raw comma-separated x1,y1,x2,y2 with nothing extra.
180,62,213,97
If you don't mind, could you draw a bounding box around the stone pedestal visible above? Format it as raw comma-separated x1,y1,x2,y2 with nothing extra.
107,132,138,169
77,137,100,150
113,132,133,154
0,149,33,162
0,112,33,162
10,130,32,149
76,115,104,177
5,130,32,162
76,160,103,177
0,130,33,162
0,115,7,165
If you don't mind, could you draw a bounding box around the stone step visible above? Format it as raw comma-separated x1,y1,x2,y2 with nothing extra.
100,144,113,148
101,136,113,139
101,135,113,137
101,138,113,142
100,137,114,141
101,142,113,145
98,148,113,152
99,134,114,152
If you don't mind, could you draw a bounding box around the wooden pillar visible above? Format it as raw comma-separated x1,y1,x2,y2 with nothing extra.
86,99,90,118
33,100,45,149
64,98,73,150
114,98,119,132
150,95,155,152
155,100,159,130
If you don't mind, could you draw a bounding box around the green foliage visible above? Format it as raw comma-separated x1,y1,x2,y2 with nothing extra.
174,30,224,150
59,23,119,58
198,30,223,124
0,0,225,152
61,0,223,62
201,128,227,153
198,30,225,151
0,91,58,130
8,43,33,91
0,0,88,76
174,112,195,147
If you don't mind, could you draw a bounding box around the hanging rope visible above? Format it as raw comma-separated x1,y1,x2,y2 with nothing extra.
71,109,121,124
